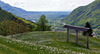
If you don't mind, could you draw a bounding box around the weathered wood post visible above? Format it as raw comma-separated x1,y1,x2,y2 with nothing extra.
87,32,89,48
76,30,78,44
67,28,69,42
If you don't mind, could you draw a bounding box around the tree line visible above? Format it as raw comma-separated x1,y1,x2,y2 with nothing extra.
0,20,33,36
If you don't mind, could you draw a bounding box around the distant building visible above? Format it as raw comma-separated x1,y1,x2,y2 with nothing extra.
93,32,97,37
31,20,36,22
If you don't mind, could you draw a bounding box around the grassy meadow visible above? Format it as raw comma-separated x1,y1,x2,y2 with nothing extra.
0,31,100,54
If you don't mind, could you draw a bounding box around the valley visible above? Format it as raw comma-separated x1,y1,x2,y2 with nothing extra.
0,0,100,54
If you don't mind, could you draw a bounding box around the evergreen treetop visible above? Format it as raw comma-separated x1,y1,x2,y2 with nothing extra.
83,22,93,37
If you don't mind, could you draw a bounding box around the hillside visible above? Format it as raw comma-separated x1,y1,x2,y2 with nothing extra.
0,31,100,54
62,0,100,29
0,7,37,36
0,0,71,19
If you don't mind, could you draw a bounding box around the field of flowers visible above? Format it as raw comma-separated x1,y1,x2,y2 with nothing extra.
0,36,71,54
0,31,100,54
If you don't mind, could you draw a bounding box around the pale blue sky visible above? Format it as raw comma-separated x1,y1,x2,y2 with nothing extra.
1,0,94,11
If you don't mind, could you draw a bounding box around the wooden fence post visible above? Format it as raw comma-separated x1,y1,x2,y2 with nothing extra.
76,30,78,44
67,28,69,42
87,33,89,48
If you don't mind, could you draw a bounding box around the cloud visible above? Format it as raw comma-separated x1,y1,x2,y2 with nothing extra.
1,0,94,11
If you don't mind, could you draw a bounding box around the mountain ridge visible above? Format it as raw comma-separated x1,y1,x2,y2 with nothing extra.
63,0,100,29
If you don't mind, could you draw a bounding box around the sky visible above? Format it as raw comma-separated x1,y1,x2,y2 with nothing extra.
1,0,95,11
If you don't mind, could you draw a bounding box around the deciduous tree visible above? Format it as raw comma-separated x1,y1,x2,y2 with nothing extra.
36,15,51,31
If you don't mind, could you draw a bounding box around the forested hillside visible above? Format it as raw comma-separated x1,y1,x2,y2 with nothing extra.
62,0,100,29
0,7,37,36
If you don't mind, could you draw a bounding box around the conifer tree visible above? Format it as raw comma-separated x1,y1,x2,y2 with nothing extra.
83,22,93,37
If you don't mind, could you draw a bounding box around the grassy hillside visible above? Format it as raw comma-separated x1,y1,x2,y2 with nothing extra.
62,0,100,29
0,36,65,54
0,31,99,54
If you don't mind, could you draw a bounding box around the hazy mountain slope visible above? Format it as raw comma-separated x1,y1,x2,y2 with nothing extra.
0,1,71,19
63,0,100,29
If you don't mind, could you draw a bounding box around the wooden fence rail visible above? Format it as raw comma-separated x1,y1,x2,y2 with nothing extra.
64,25,90,48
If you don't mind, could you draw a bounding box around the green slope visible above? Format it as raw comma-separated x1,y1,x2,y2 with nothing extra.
0,7,37,36
63,0,100,29
2,31,99,54
0,36,66,54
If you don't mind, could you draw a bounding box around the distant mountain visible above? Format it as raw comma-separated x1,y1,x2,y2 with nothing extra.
0,1,71,20
0,7,37,36
0,1,27,17
62,0,100,29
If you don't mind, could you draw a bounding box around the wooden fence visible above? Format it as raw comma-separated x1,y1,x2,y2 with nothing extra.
64,25,90,48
